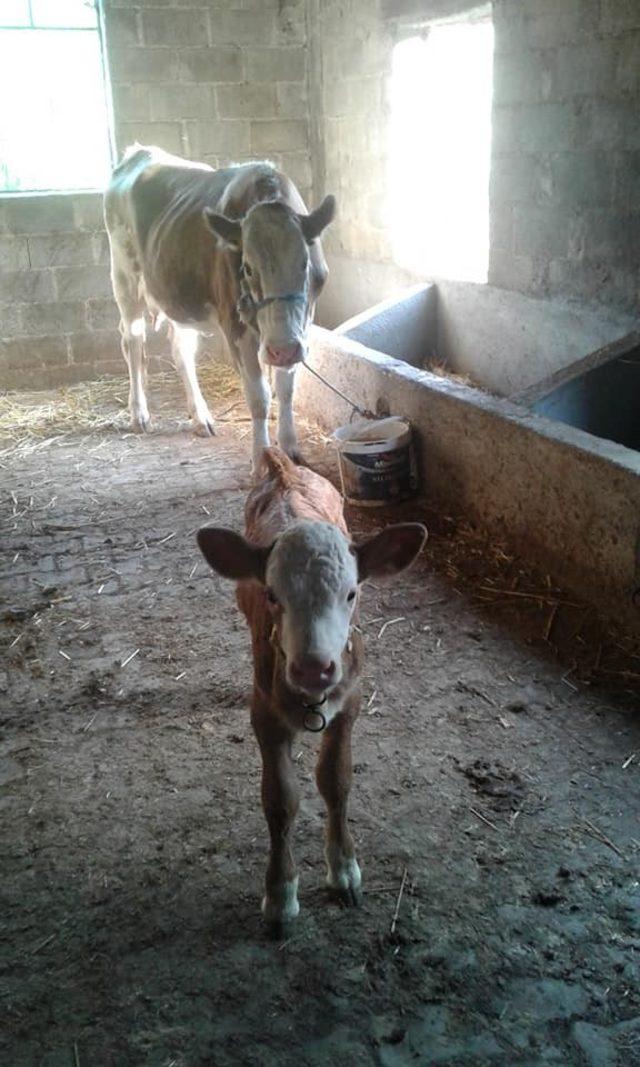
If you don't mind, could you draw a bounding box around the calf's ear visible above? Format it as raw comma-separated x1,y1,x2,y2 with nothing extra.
299,194,336,243
355,523,427,581
203,209,242,251
197,527,269,582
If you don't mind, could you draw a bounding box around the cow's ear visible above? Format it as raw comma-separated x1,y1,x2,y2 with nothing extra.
197,527,269,582
203,209,242,251
299,194,336,243
355,523,427,581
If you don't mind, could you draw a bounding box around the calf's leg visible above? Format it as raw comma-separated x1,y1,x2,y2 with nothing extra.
316,710,362,906
253,710,300,926
170,324,215,437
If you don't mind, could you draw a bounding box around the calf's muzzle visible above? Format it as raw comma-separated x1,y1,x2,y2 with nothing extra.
290,654,336,694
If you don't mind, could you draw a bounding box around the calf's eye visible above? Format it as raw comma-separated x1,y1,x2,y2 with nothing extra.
266,588,279,606
347,590,356,602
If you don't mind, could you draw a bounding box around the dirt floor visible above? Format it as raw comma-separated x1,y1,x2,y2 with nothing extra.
1,371,640,1067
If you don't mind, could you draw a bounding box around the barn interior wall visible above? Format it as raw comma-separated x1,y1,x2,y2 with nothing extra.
2,0,638,390
312,0,640,327
0,0,310,389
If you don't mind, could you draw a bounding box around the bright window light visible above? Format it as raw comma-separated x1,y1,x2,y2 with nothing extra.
388,17,494,283
0,0,114,194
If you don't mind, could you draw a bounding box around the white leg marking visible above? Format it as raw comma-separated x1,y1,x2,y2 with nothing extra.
261,876,300,924
171,325,215,437
275,367,299,459
325,843,362,894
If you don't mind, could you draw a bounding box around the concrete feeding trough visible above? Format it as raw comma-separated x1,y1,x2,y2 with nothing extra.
297,282,640,632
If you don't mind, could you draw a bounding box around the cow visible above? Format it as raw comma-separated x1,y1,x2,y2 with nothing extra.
104,145,335,470
197,448,427,929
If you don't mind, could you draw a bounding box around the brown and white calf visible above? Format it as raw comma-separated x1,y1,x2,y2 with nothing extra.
104,145,335,469
197,449,426,926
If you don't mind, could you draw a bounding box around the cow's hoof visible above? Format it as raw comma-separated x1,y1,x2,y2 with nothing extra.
278,436,302,463
193,417,216,437
131,413,151,433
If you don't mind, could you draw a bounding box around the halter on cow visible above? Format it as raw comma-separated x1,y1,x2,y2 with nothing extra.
104,146,335,470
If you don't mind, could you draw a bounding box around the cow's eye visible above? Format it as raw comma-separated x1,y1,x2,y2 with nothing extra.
347,589,356,602
266,588,279,606
244,262,252,278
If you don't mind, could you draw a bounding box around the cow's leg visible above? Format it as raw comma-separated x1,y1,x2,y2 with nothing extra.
108,254,150,433
235,331,271,474
170,324,215,437
274,367,300,462
316,711,362,906
253,711,300,927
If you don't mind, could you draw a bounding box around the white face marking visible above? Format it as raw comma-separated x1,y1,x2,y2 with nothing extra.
243,205,310,348
265,521,358,696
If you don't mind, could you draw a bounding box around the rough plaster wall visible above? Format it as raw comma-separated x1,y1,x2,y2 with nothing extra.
313,0,640,327
0,0,310,389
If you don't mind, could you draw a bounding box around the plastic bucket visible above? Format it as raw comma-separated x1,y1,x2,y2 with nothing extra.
333,417,419,506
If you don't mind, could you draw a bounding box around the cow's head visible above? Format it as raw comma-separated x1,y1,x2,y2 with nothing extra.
204,197,335,369
197,520,427,702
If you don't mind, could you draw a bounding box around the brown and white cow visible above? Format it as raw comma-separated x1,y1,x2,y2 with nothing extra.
104,145,335,469
197,448,427,928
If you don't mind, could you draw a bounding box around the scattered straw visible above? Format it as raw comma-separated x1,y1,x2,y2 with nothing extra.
470,807,500,832
120,648,140,668
390,867,408,934
378,616,406,640
582,819,626,859
0,357,243,458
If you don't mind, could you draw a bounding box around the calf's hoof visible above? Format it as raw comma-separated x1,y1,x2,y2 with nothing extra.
327,856,362,907
261,877,300,927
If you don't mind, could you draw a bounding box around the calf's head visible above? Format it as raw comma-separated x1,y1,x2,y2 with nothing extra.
204,198,335,369
197,520,427,701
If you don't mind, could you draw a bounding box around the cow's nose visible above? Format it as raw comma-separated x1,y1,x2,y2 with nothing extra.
265,343,304,367
290,655,336,692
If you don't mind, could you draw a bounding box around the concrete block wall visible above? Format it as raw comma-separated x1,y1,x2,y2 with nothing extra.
490,0,640,311
310,0,640,326
0,194,122,389
2,0,638,390
107,0,310,195
0,0,311,390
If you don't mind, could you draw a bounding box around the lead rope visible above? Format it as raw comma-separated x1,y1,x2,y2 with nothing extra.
301,362,375,422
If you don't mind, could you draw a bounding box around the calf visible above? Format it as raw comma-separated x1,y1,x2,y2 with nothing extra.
104,145,335,470
197,449,426,927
